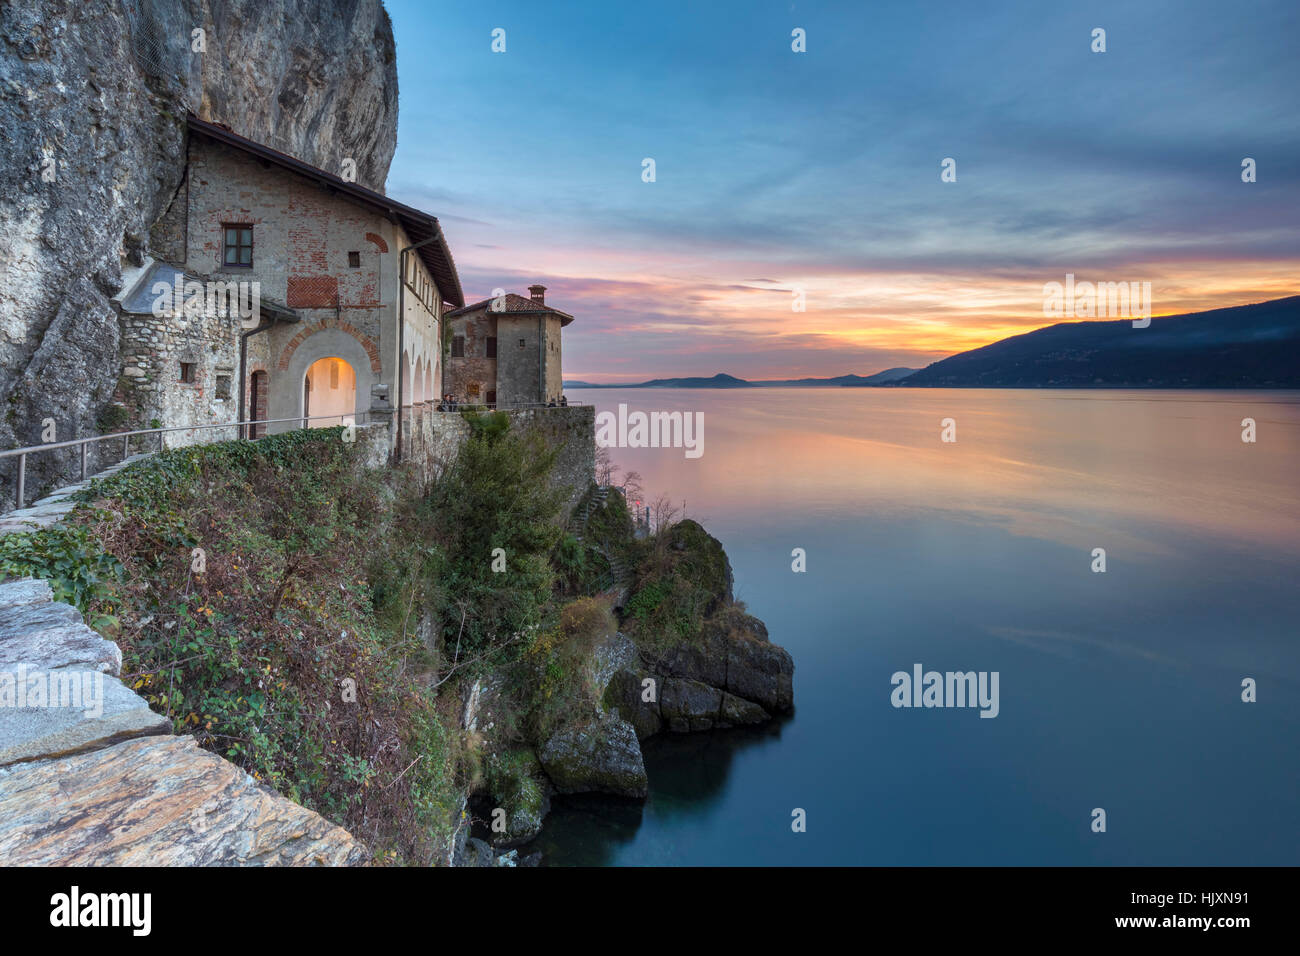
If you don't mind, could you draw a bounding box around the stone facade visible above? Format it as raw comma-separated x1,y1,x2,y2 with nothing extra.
445,307,497,404
444,289,572,406
115,290,247,444
111,124,456,451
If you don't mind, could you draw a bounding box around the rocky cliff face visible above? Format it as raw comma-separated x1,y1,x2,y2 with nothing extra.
0,0,398,507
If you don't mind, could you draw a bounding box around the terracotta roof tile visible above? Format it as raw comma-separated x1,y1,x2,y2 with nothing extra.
446,292,574,325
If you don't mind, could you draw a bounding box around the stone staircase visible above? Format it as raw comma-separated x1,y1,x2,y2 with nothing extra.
566,484,609,541
0,453,151,534
0,577,367,865
568,485,633,593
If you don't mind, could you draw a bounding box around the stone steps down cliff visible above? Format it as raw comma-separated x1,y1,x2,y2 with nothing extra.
567,485,632,592
0,453,151,535
0,577,367,865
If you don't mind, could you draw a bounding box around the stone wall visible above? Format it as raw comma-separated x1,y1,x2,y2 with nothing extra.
402,405,595,517
117,304,245,446
496,315,542,406
509,405,596,513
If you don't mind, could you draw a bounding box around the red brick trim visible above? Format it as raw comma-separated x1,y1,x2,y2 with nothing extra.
365,232,389,253
287,275,339,308
276,320,383,375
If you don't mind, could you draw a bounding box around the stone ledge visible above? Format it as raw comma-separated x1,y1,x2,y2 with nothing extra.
0,669,171,766
0,735,370,866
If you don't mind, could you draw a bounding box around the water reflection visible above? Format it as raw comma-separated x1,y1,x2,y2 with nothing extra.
530,721,790,866
533,389,1300,866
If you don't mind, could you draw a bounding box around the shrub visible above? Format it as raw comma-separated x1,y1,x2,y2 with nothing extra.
50,429,461,863
0,524,123,630
420,413,564,661
623,519,732,647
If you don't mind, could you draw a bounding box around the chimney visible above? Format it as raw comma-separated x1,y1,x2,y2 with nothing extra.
528,284,546,305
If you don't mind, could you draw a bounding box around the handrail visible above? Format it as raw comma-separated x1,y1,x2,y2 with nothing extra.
1,412,372,510
411,400,587,412
3,402,586,510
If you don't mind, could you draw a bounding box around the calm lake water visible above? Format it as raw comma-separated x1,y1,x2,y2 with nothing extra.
532,388,1300,866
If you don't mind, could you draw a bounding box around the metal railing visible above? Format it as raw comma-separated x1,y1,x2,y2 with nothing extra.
0,412,371,510
421,400,587,412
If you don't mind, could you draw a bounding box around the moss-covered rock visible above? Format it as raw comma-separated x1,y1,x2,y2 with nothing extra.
624,519,735,647
602,668,663,740
538,714,647,798
483,748,550,846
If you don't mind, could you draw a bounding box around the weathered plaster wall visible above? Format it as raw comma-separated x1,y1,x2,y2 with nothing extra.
496,315,544,406
174,135,444,437
543,315,565,403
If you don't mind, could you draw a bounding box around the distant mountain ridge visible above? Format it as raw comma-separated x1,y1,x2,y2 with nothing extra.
564,368,918,389
902,295,1300,388
566,296,1300,391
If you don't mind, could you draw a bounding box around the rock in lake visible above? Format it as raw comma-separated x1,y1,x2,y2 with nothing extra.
539,714,648,798
603,668,664,740
661,676,723,732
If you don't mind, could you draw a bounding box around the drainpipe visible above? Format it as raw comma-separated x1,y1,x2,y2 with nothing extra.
397,231,443,463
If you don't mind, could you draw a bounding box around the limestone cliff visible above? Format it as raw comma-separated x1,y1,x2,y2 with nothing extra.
0,0,398,508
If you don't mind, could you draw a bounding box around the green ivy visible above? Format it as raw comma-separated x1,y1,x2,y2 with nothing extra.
0,525,123,629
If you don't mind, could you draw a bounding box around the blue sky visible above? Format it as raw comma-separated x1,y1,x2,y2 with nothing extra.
383,0,1300,381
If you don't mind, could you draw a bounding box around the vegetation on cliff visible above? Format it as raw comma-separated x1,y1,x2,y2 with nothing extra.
0,418,789,864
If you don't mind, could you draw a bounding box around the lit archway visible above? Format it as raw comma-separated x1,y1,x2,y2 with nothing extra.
303,356,357,427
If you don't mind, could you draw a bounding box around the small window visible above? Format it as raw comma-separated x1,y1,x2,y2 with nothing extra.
347,251,360,268
486,337,497,358
451,335,465,358
486,390,497,406
215,374,232,400
518,338,526,349
222,224,253,267
180,362,196,384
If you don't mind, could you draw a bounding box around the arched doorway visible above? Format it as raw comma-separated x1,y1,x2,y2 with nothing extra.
303,356,357,427
401,351,414,407
414,357,427,404
249,370,269,438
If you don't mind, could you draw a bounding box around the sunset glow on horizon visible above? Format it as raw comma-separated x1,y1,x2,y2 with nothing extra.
385,0,1299,383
